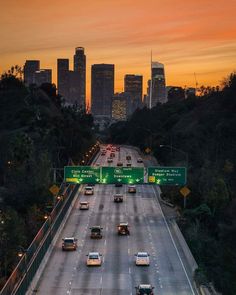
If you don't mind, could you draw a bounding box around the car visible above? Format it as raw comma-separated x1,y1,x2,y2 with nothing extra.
137,158,143,163
117,222,130,235
79,201,89,210
84,186,94,195
116,147,120,151
126,162,132,167
86,252,102,266
117,161,123,166
115,183,123,187
107,158,113,163
101,150,106,156
90,226,103,239
135,284,154,295
114,194,123,203
126,155,131,161
110,152,115,158
95,163,100,166
135,252,150,266
62,237,77,251
128,185,136,193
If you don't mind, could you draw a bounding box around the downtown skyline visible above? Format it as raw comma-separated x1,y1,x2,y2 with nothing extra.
1,0,236,105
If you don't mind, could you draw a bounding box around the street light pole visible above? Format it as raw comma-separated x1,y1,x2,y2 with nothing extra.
160,144,189,208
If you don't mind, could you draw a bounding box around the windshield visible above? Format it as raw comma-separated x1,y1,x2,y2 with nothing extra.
91,228,100,232
85,187,92,190
64,239,74,244
89,255,99,259
138,254,148,258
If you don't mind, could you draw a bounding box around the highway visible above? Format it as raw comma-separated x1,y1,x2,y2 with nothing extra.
33,146,196,295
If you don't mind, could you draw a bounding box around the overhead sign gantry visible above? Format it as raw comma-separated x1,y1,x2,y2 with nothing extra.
64,166,187,185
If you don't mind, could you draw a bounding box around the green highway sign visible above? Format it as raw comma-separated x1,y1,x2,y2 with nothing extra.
64,166,100,184
101,167,144,184
148,167,187,185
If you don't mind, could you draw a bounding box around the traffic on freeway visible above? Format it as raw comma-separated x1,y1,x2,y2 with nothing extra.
34,145,196,295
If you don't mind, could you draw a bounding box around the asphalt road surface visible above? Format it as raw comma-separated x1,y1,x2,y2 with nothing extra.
34,146,197,295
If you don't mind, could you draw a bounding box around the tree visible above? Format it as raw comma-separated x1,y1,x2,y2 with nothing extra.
205,178,230,215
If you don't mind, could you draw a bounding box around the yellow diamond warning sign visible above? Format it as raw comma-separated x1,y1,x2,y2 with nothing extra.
180,186,191,197
49,184,60,196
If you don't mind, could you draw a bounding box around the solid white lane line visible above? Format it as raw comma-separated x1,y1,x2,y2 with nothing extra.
152,186,196,295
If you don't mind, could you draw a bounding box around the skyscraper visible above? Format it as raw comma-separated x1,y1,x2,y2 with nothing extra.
112,93,130,121
150,62,167,107
68,71,80,105
91,64,114,118
73,47,86,108
24,60,40,86
124,74,143,114
34,69,52,86
57,59,69,99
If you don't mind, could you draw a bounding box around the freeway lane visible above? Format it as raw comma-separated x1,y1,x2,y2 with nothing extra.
33,145,196,295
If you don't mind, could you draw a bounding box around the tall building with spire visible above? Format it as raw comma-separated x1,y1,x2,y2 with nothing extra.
73,47,86,108
150,61,167,107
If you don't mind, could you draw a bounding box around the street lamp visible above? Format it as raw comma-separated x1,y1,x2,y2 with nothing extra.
160,144,188,168
17,246,28,283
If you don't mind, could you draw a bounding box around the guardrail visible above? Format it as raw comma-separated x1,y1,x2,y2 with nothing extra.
0,145,100,295
0,183,76,295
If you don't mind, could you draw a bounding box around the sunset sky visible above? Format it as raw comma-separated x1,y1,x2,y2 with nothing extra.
1,0,236,102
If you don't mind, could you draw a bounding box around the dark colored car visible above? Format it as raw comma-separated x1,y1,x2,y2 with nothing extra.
115,183,123,187
114,194,123,203
90,226,103,239
62,237,77,251
128,185,136,193
117,223,130,235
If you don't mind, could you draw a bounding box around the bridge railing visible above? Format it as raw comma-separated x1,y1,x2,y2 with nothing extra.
0,183,77,295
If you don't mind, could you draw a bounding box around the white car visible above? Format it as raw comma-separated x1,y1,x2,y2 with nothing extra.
84,186,94,195
79,201,89,210
135,252,150,266
128,185,136,193
107,158,113,163
86,252,102,266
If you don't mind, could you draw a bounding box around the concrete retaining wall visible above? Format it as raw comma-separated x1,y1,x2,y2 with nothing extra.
172,221,198,274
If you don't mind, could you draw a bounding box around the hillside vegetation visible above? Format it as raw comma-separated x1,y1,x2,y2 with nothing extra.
109,73,236,295
0,70,95,287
